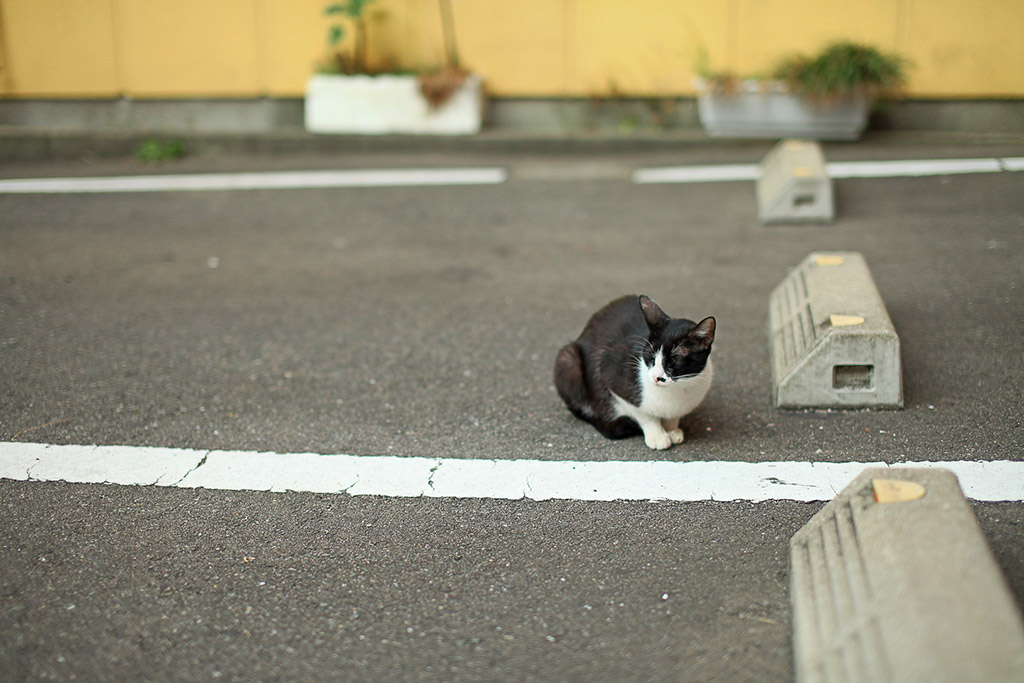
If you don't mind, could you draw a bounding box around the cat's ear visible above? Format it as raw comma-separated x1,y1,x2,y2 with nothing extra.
688,316,716,350
639,295,669,328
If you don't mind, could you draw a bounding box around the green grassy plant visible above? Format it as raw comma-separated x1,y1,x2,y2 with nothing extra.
773,42,908,97
135,139,185,163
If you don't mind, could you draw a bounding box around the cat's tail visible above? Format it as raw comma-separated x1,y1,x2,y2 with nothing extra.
554,342,594,421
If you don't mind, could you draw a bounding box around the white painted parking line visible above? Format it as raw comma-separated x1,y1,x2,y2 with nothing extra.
2,157,1018,194
632,157,1024,184
0,442,203,486
631,163,759,184
826,157,1002,178
2,442,1022,503
0,167,508,194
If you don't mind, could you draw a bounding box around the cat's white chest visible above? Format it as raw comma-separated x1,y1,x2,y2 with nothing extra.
628,359,714,420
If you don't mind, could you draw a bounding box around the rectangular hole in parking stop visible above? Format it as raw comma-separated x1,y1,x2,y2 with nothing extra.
833,364,874,390
793,194,816,208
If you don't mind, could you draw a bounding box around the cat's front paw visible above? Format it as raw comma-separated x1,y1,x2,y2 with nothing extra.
667,428,685,444
644,431,674,450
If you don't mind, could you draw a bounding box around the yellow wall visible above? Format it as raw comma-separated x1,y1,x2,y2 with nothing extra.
1,0,1022,99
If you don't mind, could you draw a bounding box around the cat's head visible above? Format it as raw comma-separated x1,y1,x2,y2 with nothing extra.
639,295,716,386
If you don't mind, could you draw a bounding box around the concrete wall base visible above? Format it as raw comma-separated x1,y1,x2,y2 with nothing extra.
2,97,1022,136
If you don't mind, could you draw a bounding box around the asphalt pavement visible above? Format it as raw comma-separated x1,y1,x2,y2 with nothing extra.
1,136,1023,681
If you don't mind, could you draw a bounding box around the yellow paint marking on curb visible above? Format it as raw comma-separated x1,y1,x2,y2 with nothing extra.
873,478,927,503
829,314,866,327
814,255,845,266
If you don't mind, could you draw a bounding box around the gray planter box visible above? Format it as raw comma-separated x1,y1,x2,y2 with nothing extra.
305,73,484,135
696,79,869,140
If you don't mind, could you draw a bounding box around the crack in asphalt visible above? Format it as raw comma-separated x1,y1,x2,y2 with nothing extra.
426,460,443,491
170,451,211,487
763,476,816,489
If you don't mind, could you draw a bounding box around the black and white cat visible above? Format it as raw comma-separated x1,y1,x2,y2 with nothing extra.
554,295,715,450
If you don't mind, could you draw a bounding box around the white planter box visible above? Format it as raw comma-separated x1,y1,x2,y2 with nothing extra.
304,73,483,135
696,80,869,140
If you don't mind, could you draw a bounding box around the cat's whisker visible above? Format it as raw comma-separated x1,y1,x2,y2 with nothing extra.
629,335,654,352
